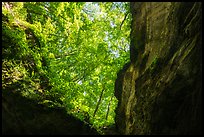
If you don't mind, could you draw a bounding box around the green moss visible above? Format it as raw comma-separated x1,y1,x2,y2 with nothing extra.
149,57,163,77
139,52,149,73
149,57,158,72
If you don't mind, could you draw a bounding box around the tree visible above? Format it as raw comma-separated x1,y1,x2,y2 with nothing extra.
2,2,131,130
93,87,105,118
105,95,113,120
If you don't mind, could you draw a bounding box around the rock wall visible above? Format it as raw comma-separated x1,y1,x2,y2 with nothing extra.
2,91,99,135
115,2,202,135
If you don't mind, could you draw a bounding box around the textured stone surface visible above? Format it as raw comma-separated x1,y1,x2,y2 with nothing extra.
2,91,99,135
115,2,202,135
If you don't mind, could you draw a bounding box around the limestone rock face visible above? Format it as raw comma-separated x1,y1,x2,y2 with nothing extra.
115,2,202,135
2,91,99,135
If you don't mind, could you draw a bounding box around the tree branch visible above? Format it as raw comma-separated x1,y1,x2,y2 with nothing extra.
93,87,105,118
119,12,129,30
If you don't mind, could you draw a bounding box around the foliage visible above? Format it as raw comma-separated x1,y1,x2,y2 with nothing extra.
2,2,131,132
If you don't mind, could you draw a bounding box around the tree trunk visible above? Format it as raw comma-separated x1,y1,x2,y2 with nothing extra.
93,88,105,118
105,95,113,120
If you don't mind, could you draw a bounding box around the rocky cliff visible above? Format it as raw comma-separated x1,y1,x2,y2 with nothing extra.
115,2,202,135
2,90,98,135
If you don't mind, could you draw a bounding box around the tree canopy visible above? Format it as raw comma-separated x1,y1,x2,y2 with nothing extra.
2,2,131,133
